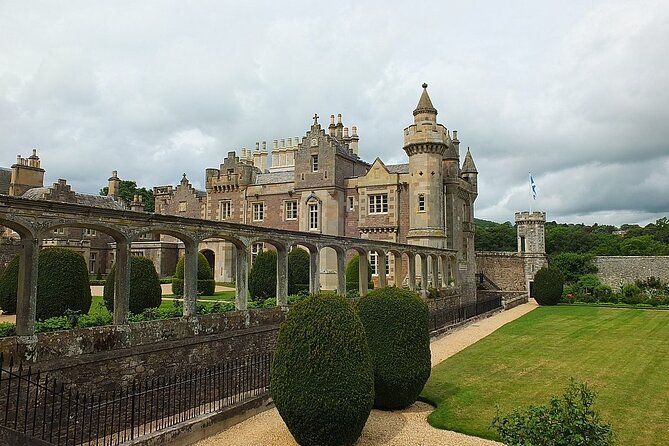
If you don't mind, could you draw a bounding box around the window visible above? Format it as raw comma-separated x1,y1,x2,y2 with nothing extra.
285,200,298,220
368,194,388,214
252,202,264,221
220,200,232,220
418,194,425,212
178,201,187,212
89,252,97,274
369,252,378,276
251,242,264,262
348,196,354,210
53,227,65,235
131,251,144,257
311,154,319,172
308,203,319,230
83,228,97,237
369,252,389,276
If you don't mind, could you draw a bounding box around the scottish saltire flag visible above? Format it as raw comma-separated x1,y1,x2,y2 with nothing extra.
529,172,537,200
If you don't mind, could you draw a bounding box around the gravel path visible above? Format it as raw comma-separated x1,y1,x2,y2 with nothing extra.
195,301,537,446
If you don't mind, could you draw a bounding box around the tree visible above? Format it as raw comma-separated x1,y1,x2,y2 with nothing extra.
248,250,277,302
100,180,155,212
549,253,597,284
545,224,596,254
271,294,373,446
619,235,668,256
533,266,564,306
103,256,162,314
357,287,430,410
288,248,310,295
474,221,517,251
172,253,215,295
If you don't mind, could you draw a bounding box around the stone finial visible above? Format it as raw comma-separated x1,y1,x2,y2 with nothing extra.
330,114,335,125
313,113,319,125
352,126,358,137
343,127,349,138
255,142,260,151
337,113,342,124
262,141,267,151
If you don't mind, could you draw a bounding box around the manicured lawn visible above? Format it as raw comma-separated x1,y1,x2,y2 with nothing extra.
421,306,669,445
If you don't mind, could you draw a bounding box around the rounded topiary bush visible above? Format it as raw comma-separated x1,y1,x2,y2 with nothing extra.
357,287,431,410
345,254,374,293
103,256,162,314
37,248,92,320
0,255,20,313
288,248,309,295
249,250,277,302
271,293,374,446
533,266,565,306
171,252,215,296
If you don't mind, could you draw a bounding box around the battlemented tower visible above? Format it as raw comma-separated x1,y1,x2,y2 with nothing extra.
515,211,548,294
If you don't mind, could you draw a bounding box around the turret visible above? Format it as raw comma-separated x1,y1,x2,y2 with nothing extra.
515,211,546,254
461,147,478,192
403,84,448,246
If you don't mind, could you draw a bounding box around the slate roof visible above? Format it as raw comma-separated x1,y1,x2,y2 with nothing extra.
255,171,295,185
21,187,127,210
0,168,10,195
386,163,409,174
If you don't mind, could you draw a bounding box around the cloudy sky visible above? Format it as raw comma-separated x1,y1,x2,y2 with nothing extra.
1,0,668,226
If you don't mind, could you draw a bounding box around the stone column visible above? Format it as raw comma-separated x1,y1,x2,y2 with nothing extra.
431,255,439,289
309,248,320,294
336,249,346,296
15,237,39,337
451,256,458,286
440,255,448,288
235,244,248,310
378,251,387,288
358,251,369,297
183,241,198,317
408,253,416,291
276,246,288,306
393,252,403,288
114,240,131,325
420,254,428,299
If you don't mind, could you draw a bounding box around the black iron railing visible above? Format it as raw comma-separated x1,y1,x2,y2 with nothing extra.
429,295,503,333
0,352,272,446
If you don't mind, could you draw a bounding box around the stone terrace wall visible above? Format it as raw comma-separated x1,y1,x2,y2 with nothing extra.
0,309,284,393
476,251,526,291
595,256,669,287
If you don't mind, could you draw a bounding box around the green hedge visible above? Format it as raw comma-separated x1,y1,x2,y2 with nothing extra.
345,254,374,294
38,248,92,320
357,287,431,410
534,266,565,306
249,250,276,302
172,253,215,295
271,294,373,446
288,248,310,295
103,256,162,314
0,255,20,313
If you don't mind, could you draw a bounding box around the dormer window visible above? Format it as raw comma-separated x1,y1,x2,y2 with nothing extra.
311,155,319,172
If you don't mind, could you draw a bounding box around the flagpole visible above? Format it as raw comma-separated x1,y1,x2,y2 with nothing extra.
528,171,532,213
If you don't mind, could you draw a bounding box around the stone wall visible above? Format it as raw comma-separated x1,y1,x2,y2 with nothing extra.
476,251,526,291
595,256,669,287
0,309,284,393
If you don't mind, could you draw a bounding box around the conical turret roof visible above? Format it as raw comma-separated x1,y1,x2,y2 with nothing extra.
413,83,438,116
462,148,478,173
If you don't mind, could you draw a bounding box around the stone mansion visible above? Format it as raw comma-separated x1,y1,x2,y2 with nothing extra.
1,84,547,299
152,84,480,296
